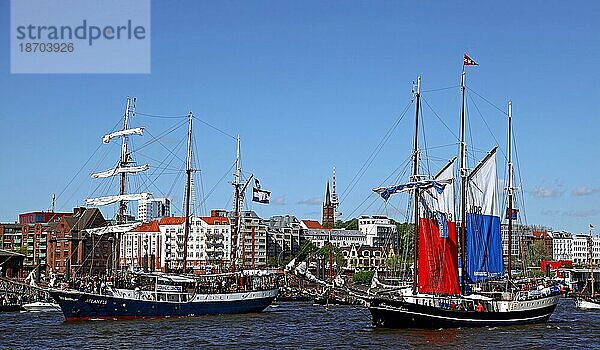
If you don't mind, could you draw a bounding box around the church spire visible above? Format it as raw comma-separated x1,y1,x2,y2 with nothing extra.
322,180,334,227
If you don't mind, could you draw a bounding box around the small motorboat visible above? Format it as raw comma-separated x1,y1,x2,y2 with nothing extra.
22,301,60,312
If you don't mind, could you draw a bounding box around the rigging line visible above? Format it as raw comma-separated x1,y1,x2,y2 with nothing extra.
465,86,509,117
192,116,237,140
340,100,414,205
420,103,432,180
55,117,124,206
512,130,528,226
421,96,460,141
131,120,188,153
421,85,460,93
136,111,188,119
199,161,236,208
144,128,188,165
467,94,504,159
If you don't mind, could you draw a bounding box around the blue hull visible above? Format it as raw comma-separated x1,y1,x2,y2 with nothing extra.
49,289,277,321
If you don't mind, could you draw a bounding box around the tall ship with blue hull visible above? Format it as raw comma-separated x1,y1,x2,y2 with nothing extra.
366,56,559,328
49,273,277,321
49,98,278,321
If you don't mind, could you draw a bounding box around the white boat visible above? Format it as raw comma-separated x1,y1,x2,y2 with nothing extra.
576,298,600,310
22,301,60,312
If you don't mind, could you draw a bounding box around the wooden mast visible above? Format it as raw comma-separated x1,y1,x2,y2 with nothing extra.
182,111,193,273
411,76,421,294
507,101,514,280
459,70,467,293
231,135,242,272
115,97,134,275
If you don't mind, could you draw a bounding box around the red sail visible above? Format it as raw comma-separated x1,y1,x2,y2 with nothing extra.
418,218,460,295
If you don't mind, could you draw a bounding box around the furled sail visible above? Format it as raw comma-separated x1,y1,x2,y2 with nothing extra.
102,127,144,144
374,179,451,201
86,193,151,206
84,222,142,236
465,147,503,282
91,164,149,179
418,158,460,294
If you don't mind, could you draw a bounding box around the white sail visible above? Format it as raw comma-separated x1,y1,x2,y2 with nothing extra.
86,192,151,206
102,127,144,144
84,222,142,236
91,164,149,179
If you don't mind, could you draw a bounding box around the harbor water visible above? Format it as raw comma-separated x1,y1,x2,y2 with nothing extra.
0,298,598,349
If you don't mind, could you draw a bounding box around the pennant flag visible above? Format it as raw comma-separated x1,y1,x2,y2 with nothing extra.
463,54,478,66
591,223,595,229
252,179,270,204
505,208,519,220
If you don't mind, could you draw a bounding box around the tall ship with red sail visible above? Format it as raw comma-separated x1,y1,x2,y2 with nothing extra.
366,56,560,328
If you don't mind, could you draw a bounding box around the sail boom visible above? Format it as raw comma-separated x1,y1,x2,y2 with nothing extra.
102,127,144,144
86,193,151,206
91,164,149,179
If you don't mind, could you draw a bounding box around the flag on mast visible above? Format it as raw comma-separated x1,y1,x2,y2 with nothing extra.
252,179,271,204
463,53,478,66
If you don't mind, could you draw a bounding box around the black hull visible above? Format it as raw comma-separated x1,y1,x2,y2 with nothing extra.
369,297,558,328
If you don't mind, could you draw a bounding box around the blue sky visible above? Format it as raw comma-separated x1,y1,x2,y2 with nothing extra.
1,1,599,233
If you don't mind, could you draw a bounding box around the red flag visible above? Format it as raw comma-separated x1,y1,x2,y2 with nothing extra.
463,54,478,66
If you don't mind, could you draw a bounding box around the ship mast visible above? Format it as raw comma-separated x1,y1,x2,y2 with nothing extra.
118,97,134,225
411,76,421,294
116,97,134,275
459,70,468,293
590,225,595,296
507,101,514,280
182,111,193,273
230,136,253,272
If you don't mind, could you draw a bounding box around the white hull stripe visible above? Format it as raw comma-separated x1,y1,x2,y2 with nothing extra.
371,305,552,323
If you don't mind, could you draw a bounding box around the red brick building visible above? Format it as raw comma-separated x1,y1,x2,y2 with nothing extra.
47,207,110,277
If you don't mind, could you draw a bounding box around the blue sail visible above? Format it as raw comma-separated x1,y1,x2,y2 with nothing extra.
465,147,504,282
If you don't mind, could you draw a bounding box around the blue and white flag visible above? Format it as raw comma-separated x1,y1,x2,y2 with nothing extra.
252,179,270,204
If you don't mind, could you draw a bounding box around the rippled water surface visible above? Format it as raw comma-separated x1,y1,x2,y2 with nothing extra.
1,298,598,349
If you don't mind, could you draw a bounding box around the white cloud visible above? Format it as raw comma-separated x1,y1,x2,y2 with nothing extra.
296,197,322,206
571,186,600,197
530,186,563,198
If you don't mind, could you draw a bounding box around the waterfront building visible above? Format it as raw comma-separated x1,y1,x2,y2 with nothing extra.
158,213,231,271
341,245,390,271
18,211,70,224
572,234,600,266
302,228,366,248
264,215,302,262
228,210,267,268
358,215,398,249
22,222,55,276
138,197,171,222
120,221,162,271
47,207,110,277
0,249,25,278
552,231,573,261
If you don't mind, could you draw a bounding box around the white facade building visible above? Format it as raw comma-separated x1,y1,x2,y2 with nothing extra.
358,215,397,248
120,214,231,272
138,197,171,222
572,234,600,266
552,231,573,261
303,228,366,248
119,221,162,271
